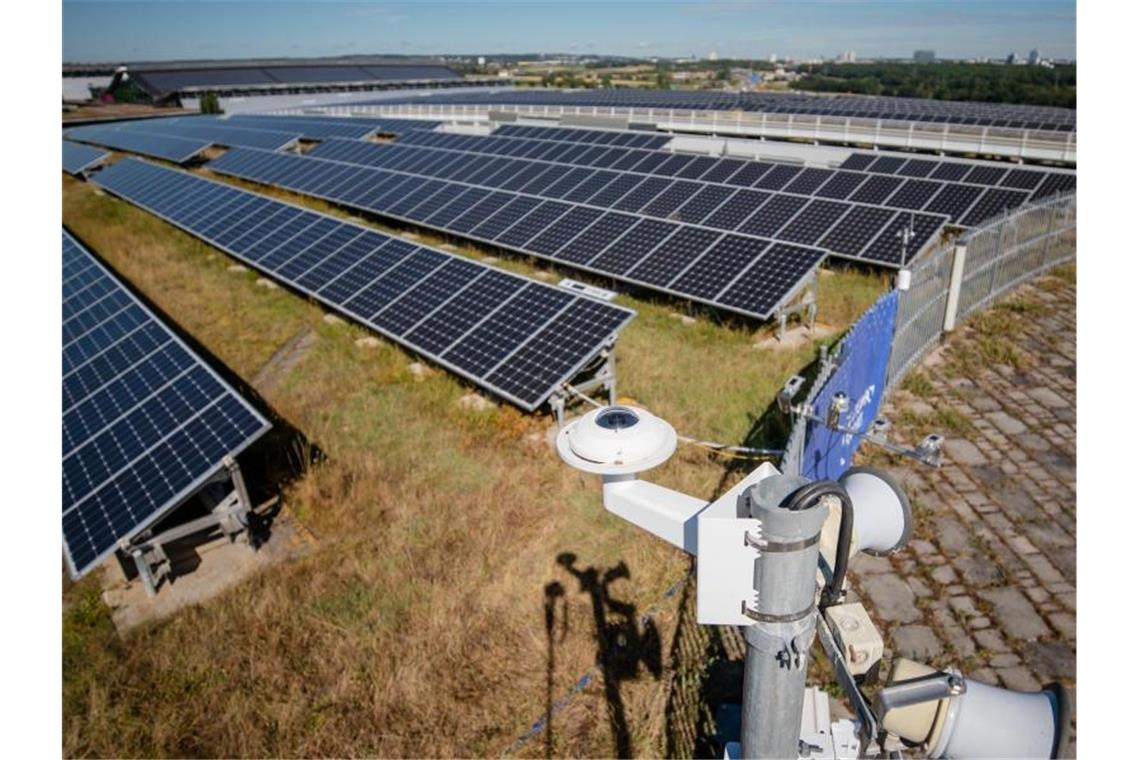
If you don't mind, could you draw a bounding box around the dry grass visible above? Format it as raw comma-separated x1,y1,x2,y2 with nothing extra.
62,173,885,758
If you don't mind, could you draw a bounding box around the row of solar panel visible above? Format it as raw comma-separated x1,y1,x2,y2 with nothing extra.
65,113,444,161
488,126,1071,195
393,130,1064,226
207,146,833,319
62,229,271,577
494,124,671,149
370,89,1076,131
78,120,301,152
296,137,945,265
93,158,635,414
221,113,442,134
839,152,1077,198
65,125,213,163
63,140,109,175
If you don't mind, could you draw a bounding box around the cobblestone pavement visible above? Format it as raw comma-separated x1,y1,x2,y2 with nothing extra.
850,266,1076,745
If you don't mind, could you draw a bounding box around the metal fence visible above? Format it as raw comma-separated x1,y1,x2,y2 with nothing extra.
886,191,1076,388
785,191,1076,474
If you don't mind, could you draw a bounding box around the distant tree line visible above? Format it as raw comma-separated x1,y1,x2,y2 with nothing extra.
796,62,1075,108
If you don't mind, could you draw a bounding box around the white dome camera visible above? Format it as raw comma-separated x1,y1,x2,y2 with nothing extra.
556,405,678,476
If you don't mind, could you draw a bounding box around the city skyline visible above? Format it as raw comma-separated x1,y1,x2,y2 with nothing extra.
63,1,1076,64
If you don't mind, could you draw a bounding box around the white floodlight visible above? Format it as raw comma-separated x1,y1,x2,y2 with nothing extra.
878,658,1071,759
839,466,913,556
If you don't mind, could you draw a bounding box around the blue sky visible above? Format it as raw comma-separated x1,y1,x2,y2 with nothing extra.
63,1,1076,63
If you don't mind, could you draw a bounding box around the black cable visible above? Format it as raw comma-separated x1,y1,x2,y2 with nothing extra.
785,479,853,608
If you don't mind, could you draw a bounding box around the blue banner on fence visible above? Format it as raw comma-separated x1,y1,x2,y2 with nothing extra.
801,290,899,480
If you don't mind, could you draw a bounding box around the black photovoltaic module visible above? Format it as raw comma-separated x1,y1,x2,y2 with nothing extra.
61,229,271,577
91,158,635,413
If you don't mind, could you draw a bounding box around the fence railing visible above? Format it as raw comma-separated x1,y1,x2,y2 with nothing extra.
785,191,1076,474
886,191,1076,389
292,102,1077,164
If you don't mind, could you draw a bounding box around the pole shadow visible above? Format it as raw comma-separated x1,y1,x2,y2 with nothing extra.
555,552,662,758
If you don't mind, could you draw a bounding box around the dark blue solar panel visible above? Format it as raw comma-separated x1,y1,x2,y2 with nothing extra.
925,184,985,223
91,158,634,412
553,212,639,265
61,229,270,579
65,125,210,163
815,171,868,200
738,195,808,237
628,227,722,287
671,235,770,300
718,244,827,315
959,188,1030,227
63,140,109,175
885,179,942,211
861,212,946,264
819,206,896,258
776,200,849,245
590,218,679,275
703,189,772,231
673,185,736,225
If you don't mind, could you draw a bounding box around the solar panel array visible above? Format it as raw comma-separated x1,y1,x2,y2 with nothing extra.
368,88,1076,132
81,118,302,151
62,229,271,578
393,127,1069,232
298,135,944,265
838,151,1077,207
65,125,213,163
63,140,109,175
494,124,672,149
91,158,635,412
207,145,830,319
200,113,442,140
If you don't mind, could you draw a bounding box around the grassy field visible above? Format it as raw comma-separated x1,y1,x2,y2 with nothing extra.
62,171,886,758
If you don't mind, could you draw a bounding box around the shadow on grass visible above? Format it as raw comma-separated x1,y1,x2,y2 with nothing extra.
552,552,663,758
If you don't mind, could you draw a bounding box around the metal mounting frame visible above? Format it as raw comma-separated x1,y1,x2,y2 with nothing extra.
551,342,618,427
773,269,819,342
118,456,255,597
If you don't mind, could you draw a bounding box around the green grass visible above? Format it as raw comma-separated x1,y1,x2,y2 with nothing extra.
62,173,886,758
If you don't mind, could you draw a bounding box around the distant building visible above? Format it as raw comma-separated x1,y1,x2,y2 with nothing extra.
90,58,487,106
837,50,856,63
1028,49,1041,65
1006,52,1024,65
768,53,778,64
477,56,486,66
708,50,719,61
914,50,936,63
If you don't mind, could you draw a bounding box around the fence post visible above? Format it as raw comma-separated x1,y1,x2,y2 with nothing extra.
942,243,968,333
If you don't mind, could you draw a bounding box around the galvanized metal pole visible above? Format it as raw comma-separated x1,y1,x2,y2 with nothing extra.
740,475,829,758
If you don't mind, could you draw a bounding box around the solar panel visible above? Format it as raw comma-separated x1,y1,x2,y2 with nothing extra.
318,136,962,257
367,130,1069,236
353,88,1076,132
65,125,212,163
959,188,1030,227
925,183,986,223
121,119,302,151
91,158,635,412
221,114,382,140
61,229,271,578
63,140,109,175
207,147,826,318
1030,172,1076,201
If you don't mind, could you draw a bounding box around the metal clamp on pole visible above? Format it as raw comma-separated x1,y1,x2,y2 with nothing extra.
738,473,830,759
